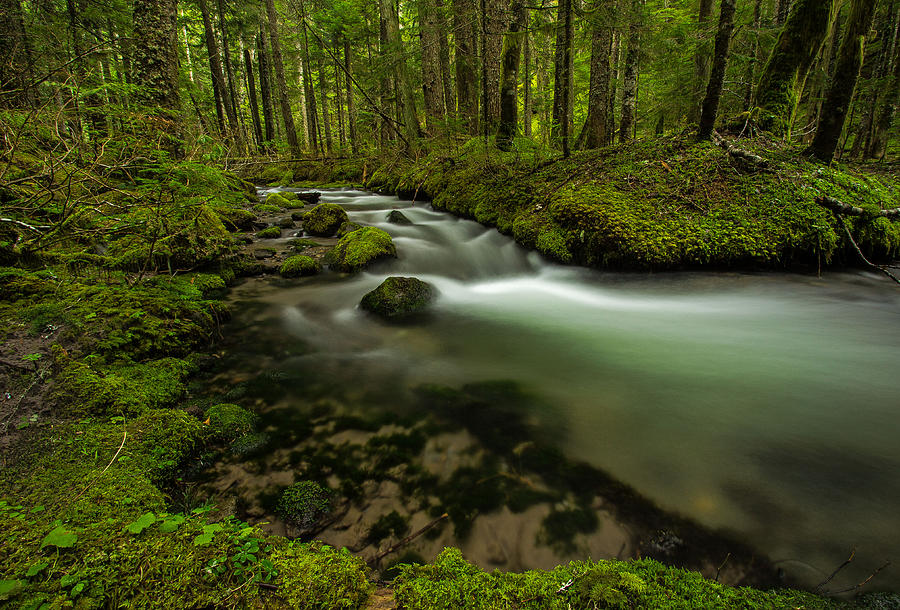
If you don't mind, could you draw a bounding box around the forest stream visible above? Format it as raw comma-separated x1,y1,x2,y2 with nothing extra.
194,188,900,592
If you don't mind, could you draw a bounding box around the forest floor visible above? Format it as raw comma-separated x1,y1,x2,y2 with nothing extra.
2,125,898,607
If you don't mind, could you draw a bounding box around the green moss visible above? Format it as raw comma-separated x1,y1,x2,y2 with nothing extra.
253,203,281,214
337,220,364,237
279,191,299,201
266,192,291,208
257,226,282,239
271,542,371,609
216,207,256,231
276,481,333,529
303,203,350,237
325,227,397,273
360,276,436,318
393,548,839,610
288,237,321,250
280,255,321,277
203,403,257,442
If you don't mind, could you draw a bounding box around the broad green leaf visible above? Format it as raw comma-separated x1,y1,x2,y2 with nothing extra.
70,583,85,597
126,512,157,534
26,561,49,577
40,526,77,549
158,515,185,533
0,580,24,597
192,532,215,546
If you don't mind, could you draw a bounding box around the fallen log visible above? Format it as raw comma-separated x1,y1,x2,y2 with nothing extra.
815,196,900,219
711,131,769,168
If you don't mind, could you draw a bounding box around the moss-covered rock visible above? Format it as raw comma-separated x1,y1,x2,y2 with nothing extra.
271,542,371,609
216,207,256,231
325,227,397,272
288,238,321,251
279,191,299,201
203,403,257,442
279,255,321,277
303,203,349,236
387,210,413,225
360,276,435,319
253,203,281,214
276,481,333,529
337,220,364,237
291,211,305,221
277,217,295,229
265,192,291,208
257,226,282,239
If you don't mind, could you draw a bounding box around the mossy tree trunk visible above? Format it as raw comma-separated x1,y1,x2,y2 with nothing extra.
452,0,479,135
318,58,332,154
619,0,641,143
496,0,525,151
265,0,302,157
577,0,614,149
754,0,837,136
551,0,574,148
689,0,714,124
0,0,33,107
198,0,230,135
256,28,276,148
132,0,182,157
243,47,264,152
869,4,900,159
698,0,736,140
343,36,358,154
298,0,319,153
808,0,878,163
743,0,764,109
380,0,422,145
419,0,446,134
483,0,506,129
437,0,454,122
523,14,532,137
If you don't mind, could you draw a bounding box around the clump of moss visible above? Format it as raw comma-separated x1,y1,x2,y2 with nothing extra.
217,207,256,231
303,203,349,236
257,226,282,239
276,481,333,529
265,192,291,208
271,542,371,609
279,191,299,201
204,403,257,442
288,237,321,250
337,221,364,237
253,203,281,214
279,255,321,278
360,276,435,319
325,227,396,273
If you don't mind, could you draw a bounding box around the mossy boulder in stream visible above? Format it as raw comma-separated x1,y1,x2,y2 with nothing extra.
325,227,396,272
387,210,413,225
337,220,364,237
257,226,282,239
360,276,436,319
303,203,349,236
280,255,321,277
265,192,291,208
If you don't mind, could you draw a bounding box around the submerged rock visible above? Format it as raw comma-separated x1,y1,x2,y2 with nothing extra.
387,210,413,225
277,217,295,229
360,276,436,319
325,227,396,272
337,220,363,237
303,203,349,236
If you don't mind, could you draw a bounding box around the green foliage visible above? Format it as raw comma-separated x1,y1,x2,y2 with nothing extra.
280,255,322,277
325,227,397,273
254,203,282,213
266,192,292,208
303,203,350,236
203,403,257,442
257,226,283,238
272,542,372,609
276,481,333,529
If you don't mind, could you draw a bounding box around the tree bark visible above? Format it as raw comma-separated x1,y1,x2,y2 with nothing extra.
869,4,900,158
578,2,614,149
199,0,229,134
0,0,33,107
216,0,239,126
437,0,455,119
380,0,422,144
133,0,182,155
244,47,264,152
420,0,446,133
496,0,525,150
265,0,302,157
690,0,715,124
344,36,358,154
698,0,737,140
452,0,479,134
318,58,333,154
808,0,878,162
754,0,837,136
619,0,640,143
483,0,507,129
298,0,319,152
775,0,791,26
257,29,276,147
551,0,574,147
523,11,532,138
743,0,765,109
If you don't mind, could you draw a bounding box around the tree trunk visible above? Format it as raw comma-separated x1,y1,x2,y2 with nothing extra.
379,9,393,145
483,0,506,129
0,0,33,107
298,2,319,153
609,29,620,138
775,0,791,26
496,0,525,150
437,0,455,119
216,0,239,126
334,53,345,147
523,11,532,138
578,2,614,149
318,58,333,154
199,0,229,134
619,0,640,143
808,0,878,162
257,29,276,147
133,0,182,155
690,0,715,123
743,0,765,109
344,36,358,154
551,0,574,147
265,0,302,157
698,0,737,140
380,0,422,144
754,0,837,136
244,47,264,152
453,0,479,134
869,4,900,158
420,0,446,133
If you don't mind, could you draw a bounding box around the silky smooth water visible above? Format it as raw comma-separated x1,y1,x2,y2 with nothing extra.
245,188,900,588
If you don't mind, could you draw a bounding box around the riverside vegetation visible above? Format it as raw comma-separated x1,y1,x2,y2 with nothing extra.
1,103,899,608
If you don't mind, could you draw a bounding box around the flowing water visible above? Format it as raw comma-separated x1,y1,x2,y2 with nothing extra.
211,188,900,590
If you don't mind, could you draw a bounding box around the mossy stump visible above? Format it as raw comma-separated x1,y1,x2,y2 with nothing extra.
303,203,349,237
360,276,436,319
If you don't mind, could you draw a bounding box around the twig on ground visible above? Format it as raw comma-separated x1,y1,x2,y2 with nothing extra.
369,513,449,565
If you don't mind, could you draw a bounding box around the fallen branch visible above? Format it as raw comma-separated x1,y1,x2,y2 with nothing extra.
0,217,51,233
816,196,900,220
815,548,855,593
369,513,449,565
830,561,891,595
711,131,769,168
715,552,731,583
834,215,900,285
